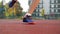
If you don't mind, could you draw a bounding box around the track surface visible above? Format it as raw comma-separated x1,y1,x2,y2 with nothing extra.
0,19,60,34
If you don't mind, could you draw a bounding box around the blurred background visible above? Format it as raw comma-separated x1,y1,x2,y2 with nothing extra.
0,0,60,20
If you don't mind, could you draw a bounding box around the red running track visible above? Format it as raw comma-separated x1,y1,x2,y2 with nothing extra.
0,19,60,34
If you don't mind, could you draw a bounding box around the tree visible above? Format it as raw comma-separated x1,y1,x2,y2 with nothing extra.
13,1,23,18
4,1,23,19
0,2,5,18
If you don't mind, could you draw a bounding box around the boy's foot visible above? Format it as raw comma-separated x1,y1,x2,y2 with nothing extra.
23,21,35,24
27,22,35,24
